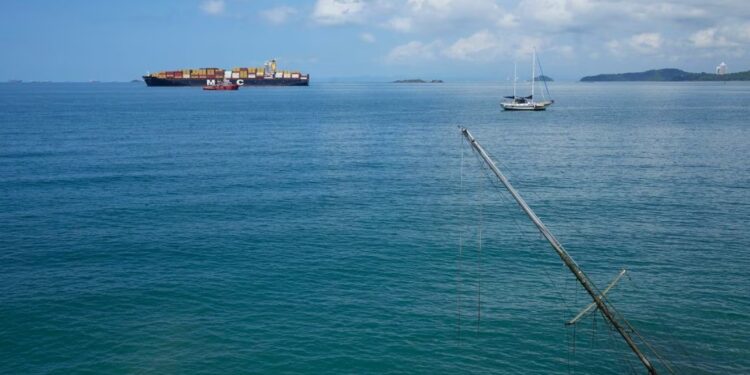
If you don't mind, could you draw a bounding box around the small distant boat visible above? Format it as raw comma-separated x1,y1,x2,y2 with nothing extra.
203,81,239,91
501,49,554,111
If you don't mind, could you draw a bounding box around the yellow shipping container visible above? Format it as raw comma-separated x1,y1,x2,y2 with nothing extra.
240,71,248,78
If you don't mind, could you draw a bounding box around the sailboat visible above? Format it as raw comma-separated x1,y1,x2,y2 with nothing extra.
501,49,554,111
459,128,674,374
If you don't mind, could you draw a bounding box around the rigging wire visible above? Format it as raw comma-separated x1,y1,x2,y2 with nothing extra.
588,275,677,374
466,138,583,371
536,53,553,101
604,313,639,375
470,144,486,335
627,273,696,372
471,144,575,319
477,149,483,335
457,132,464,343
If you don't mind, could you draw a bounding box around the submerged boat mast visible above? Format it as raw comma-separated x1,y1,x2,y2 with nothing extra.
460,128,658,375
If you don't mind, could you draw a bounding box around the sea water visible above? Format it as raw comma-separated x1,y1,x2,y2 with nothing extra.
1,82,749,374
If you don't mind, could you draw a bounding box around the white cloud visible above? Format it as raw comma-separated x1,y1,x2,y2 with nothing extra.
387,30,549,64
496,13,518,29
550,45,575,59
360,32,377,43
516,1,714,33
407,0,454,12
443,30,503,61
689,23,750,49
385,40,442,64
200,0,224,16
308,0,515,34
628,33,663,53
312,0,365,25
606,32,663,55
690,28,728,48
605,39,623,55
385,17,413,32
301,0,750,71
516,0,597,31
625,2,708,21
261,6,298,24
405,0,511,31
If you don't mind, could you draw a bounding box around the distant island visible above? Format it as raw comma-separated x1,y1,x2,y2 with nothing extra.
393,79,443,83
534,75,553,82
581,68,750,82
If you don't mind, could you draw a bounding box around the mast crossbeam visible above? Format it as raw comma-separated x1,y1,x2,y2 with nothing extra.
567,269,627,325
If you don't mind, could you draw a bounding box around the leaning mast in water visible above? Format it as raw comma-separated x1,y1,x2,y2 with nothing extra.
460,128,659,375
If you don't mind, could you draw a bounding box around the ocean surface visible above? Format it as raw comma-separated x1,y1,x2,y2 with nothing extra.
1,81,749,374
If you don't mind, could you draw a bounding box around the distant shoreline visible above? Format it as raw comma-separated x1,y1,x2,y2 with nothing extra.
580,68,750,82
392,79,443,83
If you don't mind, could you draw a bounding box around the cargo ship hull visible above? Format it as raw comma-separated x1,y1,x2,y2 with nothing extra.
143,76,309,87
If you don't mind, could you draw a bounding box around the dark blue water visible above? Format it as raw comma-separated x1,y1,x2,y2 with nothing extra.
1,82,749,374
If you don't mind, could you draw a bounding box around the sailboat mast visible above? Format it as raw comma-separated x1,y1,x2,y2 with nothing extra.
531,49,536,99
460,128,658,375
513,62,517,98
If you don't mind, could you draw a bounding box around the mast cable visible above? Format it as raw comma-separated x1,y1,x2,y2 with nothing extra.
457,132,465,343
477,146,483,334
536,52,553,101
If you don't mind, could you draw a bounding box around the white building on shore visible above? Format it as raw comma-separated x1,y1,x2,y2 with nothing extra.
716,62,728,75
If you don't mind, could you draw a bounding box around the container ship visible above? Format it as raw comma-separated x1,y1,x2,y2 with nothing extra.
143,59,309,87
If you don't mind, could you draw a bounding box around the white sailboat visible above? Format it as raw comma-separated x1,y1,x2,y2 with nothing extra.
501,49,554,111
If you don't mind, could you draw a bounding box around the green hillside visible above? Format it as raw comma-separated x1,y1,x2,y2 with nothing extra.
581,68,750,82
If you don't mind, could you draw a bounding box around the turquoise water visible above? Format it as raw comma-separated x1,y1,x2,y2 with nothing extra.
1,82,749,374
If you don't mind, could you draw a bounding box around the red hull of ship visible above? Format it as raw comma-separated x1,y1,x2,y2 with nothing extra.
203,84,239,91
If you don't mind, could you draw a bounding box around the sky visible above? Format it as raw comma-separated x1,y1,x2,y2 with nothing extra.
1,0,749,81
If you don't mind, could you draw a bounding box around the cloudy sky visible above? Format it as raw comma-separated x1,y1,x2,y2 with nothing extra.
2,0,748,81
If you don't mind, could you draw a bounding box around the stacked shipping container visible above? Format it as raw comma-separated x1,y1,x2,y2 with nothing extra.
144,61,309,87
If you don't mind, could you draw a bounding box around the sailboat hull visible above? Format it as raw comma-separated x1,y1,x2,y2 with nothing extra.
501,101,553,111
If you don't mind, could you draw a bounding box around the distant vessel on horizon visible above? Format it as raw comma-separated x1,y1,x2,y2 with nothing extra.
143,59,309,87
501,49,554,111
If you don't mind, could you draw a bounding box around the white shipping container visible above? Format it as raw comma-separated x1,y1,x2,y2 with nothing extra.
248,74,256,79
184,74,190,79
274,72,283,78
291,73,300,78
232,72,240,79
224,71,232,78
